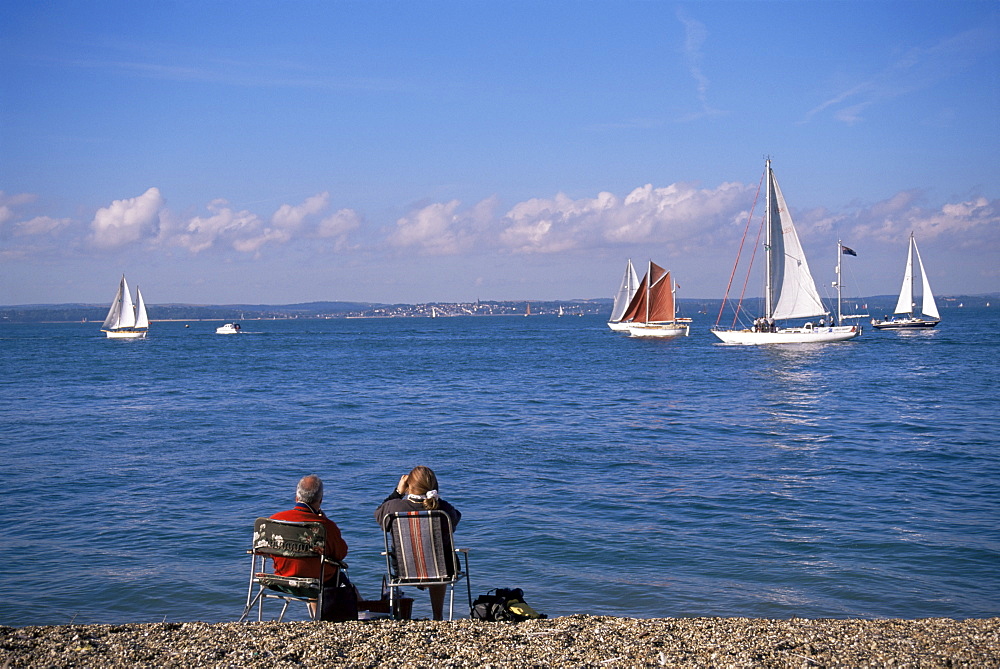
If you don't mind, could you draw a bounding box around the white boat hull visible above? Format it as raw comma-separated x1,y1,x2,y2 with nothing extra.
627,322,690,338
607,321,632,332
103,329,147,339
216,323,241,334
711,324,859,345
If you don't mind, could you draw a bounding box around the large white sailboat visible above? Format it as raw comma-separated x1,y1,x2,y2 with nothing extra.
607,258,640,331
871,232,940,330
622,261,690,339
711,159,860,345
101,274,149,339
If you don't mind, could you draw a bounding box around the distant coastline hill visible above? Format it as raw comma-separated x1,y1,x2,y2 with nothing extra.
0,295,995,324
0,301,374,324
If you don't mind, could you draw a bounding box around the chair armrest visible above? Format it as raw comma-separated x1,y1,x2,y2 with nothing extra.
324,557,348,569
455,547,469,554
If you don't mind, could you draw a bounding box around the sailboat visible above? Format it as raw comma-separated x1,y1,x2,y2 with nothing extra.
607,258,640,331
623,261,690,338
711,159,860,344
101,274,149,339
872,232,940,329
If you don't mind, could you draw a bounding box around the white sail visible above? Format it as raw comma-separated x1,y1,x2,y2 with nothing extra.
102,275,136,330
134,287,149,329
610,259,640,322
767,166,826,321
101,277,125,329
912,237,940,319
893,237,915,315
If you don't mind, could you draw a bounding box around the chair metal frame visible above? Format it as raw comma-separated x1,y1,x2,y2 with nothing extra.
381,509,471,620
239,517,347,622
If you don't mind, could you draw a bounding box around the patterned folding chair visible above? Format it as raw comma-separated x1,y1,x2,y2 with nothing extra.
381,510,471,620
239,517,347,622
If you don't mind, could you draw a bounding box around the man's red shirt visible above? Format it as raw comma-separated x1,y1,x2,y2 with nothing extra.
269,503,348,582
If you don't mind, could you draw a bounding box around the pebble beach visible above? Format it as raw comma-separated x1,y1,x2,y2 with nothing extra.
2,615,998,667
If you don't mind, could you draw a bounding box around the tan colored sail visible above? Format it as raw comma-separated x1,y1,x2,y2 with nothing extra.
646,270,675,323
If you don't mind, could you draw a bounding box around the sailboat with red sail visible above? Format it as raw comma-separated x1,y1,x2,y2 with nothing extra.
622,261,690,339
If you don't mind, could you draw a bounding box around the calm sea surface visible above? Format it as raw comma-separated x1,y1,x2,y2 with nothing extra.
1,309,998,626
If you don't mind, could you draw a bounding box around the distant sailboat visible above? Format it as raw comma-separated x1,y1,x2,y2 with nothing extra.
872,232,940,329
608,258,640,332
525,303,531,317
711,159,860,344
622,261,690,339
102,274,149,339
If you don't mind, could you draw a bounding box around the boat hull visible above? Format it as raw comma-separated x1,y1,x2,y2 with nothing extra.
627,322,690,338
711,325,859,345
607,321,632,332
871,318,939,330
216,323,241,334
103,329,147,339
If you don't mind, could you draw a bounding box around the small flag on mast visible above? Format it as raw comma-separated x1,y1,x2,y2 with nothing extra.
841,245,857,256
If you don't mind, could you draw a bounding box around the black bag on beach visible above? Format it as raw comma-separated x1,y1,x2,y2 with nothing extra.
321,576,359,622
471,588,546,622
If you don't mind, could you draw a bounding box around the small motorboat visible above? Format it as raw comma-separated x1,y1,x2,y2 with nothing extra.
216,323,242,334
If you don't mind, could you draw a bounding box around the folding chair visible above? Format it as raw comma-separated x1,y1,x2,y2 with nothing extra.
239,517,348,622
381,510,471,620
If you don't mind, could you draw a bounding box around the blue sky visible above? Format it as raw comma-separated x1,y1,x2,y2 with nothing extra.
2,1,997,305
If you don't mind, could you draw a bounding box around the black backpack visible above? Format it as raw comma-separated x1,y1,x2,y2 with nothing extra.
470,587,546,622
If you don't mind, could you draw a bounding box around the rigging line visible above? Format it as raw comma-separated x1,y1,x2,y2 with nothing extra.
716,167,764,328
732,213,764,329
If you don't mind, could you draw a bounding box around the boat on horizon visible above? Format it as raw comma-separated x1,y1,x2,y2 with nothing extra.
101,274,149,339
711,159,860,345
607,258,640,332
871,232,940,330
622,261,690,339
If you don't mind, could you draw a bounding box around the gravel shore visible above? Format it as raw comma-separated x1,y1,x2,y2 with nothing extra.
2,615,998,667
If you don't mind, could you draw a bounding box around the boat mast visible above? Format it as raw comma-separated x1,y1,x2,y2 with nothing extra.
645,260,652,323
764,158,773,319
909,233,917,317
837,240,843,324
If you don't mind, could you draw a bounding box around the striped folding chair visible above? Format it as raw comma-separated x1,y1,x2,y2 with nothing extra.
239,517,347,622
381,510,471,620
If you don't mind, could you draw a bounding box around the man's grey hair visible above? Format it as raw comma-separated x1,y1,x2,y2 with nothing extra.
296,475,323,504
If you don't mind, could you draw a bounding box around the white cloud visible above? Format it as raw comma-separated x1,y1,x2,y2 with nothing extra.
173,199,263,253
317,208,362,251
389,196,498,255
500,182,748,254
166,193,363,254
0,192,38,229
90,187,165,249
14,216,73,236
802,192,999,251
4,182,995,273
272,192,330,231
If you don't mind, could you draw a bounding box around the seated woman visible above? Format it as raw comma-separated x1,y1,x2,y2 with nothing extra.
374,466,461,620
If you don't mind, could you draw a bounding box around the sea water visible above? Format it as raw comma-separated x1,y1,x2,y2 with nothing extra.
1,309,998,626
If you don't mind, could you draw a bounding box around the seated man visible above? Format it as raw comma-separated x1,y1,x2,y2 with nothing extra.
271,474,357,621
